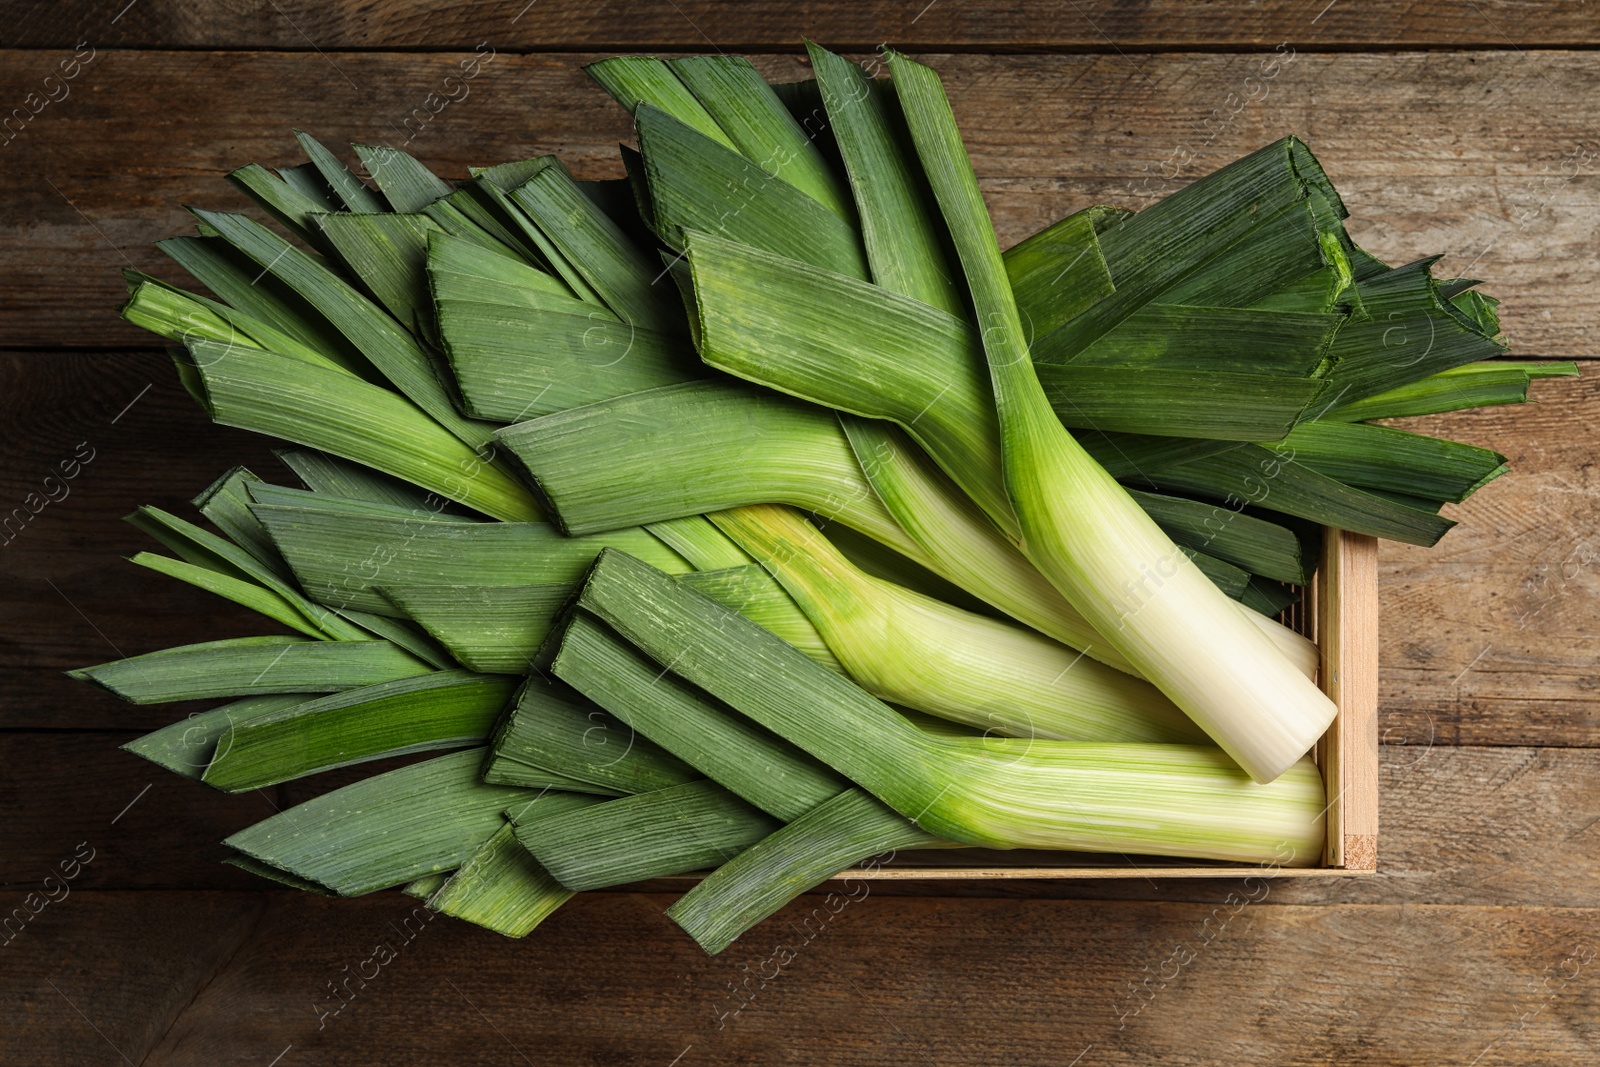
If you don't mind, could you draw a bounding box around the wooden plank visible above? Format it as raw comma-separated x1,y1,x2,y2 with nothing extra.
0,891,267,1067
0,352,297,729
1319,532,1380,870
9,1,1600,51
1378,372,1600,749
4,891,1594,1065
0,731,283,891
4,737,1595,905
0,729,449,891
2,50,1599,353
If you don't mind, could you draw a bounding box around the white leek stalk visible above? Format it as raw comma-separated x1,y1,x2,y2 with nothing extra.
713,504,1206,744
887,52,1335,781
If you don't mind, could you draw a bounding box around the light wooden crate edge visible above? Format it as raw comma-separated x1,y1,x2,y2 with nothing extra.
833,528,1380,881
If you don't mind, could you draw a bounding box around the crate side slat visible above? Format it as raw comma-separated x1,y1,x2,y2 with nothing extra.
1319,531,1381,870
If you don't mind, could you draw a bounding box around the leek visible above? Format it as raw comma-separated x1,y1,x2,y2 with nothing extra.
712,504,1206,743
225,749,535,896
562,549,1328,862
680,231,1317,673
425,822,574,937
71,636,431,704
887,51,1334,782
200,671,517,791
517,780,779,892
668,788,946,954
485,676,698,796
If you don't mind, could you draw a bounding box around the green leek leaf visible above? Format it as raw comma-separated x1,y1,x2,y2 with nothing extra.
1002,207,1120,338
183,340,540,522
504,157,680,333
1038,365,1327,440
645,515,752,571
274,448,455,514
683,229,1011,532
295,130,386,213
1320,258,1508,404
517,780,778,892
678,564,843,673
315,212,440,330
1142,444,1457,546
188,208,497,451
1125,488,1311,585
668,787,945,954
1279,420,1508,503
227,162,335,248
352,142,454,213
669,55,855,221
193,467,292,578
1033,137,1344,364
123,694,312,779
157,237,372,375
202,671,517,791
586,56,737,148
425,822,575,937
380,583,571,673
72,636,430,704
549,612,848,822
1064,304,1340,378
1326,362,1575,422
253,498,684,615
488,676,699,796
130,552,328,639
127,504,368,641
276,161,339,211
635,104,868,277
435,296,695,423
225,748,534,896
494,380,921,560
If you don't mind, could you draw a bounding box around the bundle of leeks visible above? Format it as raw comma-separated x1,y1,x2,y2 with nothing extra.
81,45,1574,952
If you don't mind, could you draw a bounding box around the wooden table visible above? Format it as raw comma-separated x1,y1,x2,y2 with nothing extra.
3,4,1596,1063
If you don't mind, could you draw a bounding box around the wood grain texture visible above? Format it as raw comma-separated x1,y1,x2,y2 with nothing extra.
1319,533,1380,869
0,352,298,730
0,732,286,892
9,0,1600,51
1,891,268,1067
3,50,1599,353
0,731,468,891
1,891,1594,1066
1378,372,1600,749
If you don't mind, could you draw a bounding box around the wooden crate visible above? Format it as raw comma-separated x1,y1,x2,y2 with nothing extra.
839,529,1380,881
